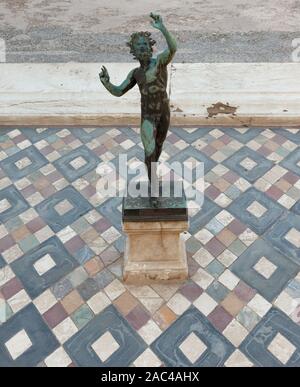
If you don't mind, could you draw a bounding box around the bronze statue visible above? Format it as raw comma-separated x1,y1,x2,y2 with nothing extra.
99,13,177,183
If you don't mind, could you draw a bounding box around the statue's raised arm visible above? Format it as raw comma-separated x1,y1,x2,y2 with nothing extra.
99,65,137,97
150,13,177,66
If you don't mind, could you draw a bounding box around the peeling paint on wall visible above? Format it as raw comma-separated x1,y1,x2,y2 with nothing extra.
207,102,237,117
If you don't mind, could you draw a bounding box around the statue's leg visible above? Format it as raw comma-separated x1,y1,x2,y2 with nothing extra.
155,104,170,162
141,118,156,182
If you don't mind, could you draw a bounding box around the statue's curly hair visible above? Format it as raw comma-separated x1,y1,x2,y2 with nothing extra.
126,31,156,59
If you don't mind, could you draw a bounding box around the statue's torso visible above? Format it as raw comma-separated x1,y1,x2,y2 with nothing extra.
134,58,169,118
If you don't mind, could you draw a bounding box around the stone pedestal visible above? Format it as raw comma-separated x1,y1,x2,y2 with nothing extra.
122,181,189,284
123,220,189,284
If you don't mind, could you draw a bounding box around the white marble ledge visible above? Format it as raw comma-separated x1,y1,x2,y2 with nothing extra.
0,63,300,126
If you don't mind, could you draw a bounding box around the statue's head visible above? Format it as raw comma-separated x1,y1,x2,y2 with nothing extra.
127,31,156,61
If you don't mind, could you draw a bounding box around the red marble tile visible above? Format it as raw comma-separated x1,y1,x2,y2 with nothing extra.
223,170,239,184
180,281,203,302
13,134,27,144
208,305,233,332
167,133,179,144
284,171,299,185
125,305,150,330
273,134,286,145
47,171,63,183
201,145,215,157
234,281,256,303
0,235,15,253
93,145,106,156
115,133,127,143
64,236,85,254
27,217,46,233
43,302,68,328
82,185,96,198
205,237,226,257
227,219,247,235
266,185,283,201
100,246,121,266
205,185,221,200
1,277,23,300
220,134,232,145
93,218,111,233
257,146,272,157
40,145,54,155
41,185,56,198
21,185,36,198
63,134,77,144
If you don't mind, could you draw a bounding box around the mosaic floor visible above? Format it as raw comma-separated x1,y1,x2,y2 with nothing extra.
0,126,300,367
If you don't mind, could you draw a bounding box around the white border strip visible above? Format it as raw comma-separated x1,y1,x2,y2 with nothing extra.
0,63,300,126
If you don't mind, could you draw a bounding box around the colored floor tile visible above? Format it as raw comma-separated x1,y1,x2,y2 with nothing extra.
0,126,299,367
265,212,300,265
64,305,146,367
35,186,92,233
231,239,299,302
11,236,79,298
151,306,234,366
53,145,100,182
240,308,300,367
228,187,285,235
0,185,30,224
0,146,48,182
0,304,59,366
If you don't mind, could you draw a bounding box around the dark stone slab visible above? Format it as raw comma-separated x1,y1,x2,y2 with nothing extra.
122,181,188,222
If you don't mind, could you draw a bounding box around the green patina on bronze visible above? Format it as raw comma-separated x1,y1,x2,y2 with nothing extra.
99,13,177,182
122,181,188,222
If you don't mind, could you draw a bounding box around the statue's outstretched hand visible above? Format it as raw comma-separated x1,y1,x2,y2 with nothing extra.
150,12,164,30
99,66,110,84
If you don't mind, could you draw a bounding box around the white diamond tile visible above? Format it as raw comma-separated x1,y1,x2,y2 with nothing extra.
179,332,207,363
33,254,56,276
268,333,296,365
254,256,277,279
92,331,120,362
5,329,32,360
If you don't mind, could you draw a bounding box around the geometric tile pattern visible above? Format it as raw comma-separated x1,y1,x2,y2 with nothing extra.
224,146,274,183
219,127,264,143
231,239,299,301
11,237,79,298
280,148,300,176
151,306,234,366
265,213,300,265
64,305,146,367
0,185,30,223
53,145,100,183
0,146,48,182
0,304,59,366
0,126,299,367
240,308,300,367
227,188,285,235
35,186,92,232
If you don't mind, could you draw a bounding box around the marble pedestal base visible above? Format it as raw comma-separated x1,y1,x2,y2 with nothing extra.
123,221,189,284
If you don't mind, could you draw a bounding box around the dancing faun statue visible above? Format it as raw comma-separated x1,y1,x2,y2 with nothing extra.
99,13,177,183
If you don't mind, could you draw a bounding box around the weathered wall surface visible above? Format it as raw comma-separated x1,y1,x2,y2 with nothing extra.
0,0,300,62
